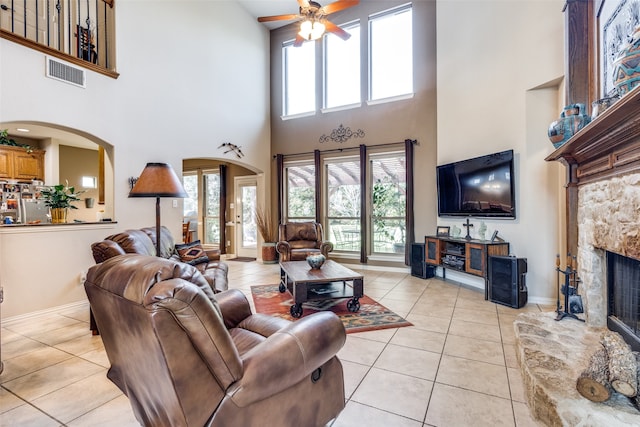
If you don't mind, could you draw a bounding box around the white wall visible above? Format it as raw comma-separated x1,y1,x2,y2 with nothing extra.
436,0,565,302
0,0,271,318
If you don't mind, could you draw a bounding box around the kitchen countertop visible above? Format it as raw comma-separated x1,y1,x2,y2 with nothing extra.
0,220,117,228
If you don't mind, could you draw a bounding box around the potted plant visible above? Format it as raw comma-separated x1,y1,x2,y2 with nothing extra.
0,129,33,153
41,182,84,223
255,206,278,264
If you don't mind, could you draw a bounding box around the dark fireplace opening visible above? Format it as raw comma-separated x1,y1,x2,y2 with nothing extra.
607,251,640,352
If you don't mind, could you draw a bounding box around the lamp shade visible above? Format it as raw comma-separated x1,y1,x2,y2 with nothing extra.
129,163,187,198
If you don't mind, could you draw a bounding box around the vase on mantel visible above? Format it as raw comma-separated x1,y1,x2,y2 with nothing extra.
548,103,591,149
613,27,640,97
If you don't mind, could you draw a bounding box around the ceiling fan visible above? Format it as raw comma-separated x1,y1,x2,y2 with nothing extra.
258,0,359,47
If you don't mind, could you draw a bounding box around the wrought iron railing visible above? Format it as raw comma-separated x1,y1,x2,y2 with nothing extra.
0,0,117,77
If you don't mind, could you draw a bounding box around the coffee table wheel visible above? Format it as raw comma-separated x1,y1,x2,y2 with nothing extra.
347,298,360,312
279,281,286,293
290,303,303,318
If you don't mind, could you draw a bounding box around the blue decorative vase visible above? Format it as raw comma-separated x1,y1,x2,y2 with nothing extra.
548,103,591,149
306,254,325,269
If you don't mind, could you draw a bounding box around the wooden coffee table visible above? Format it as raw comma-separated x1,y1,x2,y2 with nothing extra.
279,260,364,318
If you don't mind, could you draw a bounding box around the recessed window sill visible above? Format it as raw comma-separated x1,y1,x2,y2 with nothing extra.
280,111,317,121
321,103,362,114
367,93,415,106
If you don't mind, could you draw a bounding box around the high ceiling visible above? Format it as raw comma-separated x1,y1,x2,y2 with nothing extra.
237,0,301,30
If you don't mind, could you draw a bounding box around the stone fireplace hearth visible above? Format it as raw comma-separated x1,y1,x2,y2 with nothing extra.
513,312,640,426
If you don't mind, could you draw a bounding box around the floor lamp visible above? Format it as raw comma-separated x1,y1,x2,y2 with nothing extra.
129,162,187,256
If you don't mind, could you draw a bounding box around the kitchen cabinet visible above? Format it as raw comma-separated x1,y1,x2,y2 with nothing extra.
0,146,45,181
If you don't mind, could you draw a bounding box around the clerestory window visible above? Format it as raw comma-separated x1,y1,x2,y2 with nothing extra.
281,3,413,118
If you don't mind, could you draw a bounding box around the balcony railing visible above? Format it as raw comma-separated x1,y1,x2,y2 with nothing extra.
0,0,117,78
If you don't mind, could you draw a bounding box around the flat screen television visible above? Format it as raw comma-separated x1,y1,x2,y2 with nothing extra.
437,149,516,219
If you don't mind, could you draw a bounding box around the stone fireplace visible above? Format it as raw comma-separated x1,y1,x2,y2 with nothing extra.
515,87,640,425
578,173,640,345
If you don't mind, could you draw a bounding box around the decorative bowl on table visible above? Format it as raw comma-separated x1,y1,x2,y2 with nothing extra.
306,254,326,269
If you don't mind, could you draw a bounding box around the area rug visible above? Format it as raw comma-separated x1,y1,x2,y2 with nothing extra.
251,284,412,334
227,257,256,262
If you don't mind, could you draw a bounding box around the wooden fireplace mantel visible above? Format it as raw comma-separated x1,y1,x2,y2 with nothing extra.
546,87,640,184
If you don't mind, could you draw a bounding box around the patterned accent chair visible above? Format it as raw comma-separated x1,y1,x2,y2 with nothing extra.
276,221,334,262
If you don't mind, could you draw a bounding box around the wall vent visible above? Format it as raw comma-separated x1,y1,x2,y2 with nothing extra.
46,56,86,88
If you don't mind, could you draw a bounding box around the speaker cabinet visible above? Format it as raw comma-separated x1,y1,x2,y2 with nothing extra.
411,243,435,279
488,255,528,308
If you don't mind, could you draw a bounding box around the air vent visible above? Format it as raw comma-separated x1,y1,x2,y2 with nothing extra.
45,56,86,88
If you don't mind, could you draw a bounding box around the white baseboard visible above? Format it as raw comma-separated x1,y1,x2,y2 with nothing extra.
2,300,89,324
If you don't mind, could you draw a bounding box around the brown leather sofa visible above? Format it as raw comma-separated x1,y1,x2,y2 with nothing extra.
91,225,228,293
276,221,334,262
85,254,346,427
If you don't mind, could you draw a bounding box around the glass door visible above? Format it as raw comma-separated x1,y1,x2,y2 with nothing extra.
203,171,220,246
235,177,257,258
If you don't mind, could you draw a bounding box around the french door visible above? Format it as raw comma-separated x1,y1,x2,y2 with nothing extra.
234,176,258,258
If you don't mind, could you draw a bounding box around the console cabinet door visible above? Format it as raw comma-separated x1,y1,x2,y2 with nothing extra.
425,237,441,265
465,243,485,276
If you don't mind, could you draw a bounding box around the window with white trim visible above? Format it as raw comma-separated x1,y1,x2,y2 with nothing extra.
369,4,413,101
285,161,316,221
283,41,316,116
324,22,361,109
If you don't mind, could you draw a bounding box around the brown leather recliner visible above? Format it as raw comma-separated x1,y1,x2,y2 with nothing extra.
85,254,346,427
91,226,228,293
276,222,334,262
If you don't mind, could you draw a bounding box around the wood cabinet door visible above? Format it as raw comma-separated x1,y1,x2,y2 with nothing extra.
465,243,485,276
425,237,441,265
13,151,44,180
0,150,13,179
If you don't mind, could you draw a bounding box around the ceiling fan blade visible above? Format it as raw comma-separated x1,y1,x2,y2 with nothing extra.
324,20,351,40
258,14,300,23
293,34,306,47
320,0,359,15
297,0,310,9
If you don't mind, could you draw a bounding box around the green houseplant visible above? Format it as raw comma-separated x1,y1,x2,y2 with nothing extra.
41,183,84,223
0,129,33,153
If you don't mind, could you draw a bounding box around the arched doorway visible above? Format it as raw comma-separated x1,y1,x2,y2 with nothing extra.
0,121,115,222
182,158,265,259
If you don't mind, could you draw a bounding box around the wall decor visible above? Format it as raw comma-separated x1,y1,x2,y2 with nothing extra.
218,142,244,158
319,124,365,144
601,0,640,97
128,176,138,190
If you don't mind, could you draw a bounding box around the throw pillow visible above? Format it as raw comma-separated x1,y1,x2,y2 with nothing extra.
175,240,209,266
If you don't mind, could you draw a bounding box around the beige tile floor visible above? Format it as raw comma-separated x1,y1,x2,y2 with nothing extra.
0,259,547,426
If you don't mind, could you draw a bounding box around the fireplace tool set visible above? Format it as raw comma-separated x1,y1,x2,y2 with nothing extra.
555,253,585,322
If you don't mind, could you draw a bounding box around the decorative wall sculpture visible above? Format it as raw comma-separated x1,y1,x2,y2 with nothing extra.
319,124,365,144
218,142,244,158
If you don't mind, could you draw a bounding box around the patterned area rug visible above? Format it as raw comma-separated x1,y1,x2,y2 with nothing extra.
251,284,412,334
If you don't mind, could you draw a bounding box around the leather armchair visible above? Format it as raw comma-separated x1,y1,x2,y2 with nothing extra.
85,254,346,427
276,221,334,262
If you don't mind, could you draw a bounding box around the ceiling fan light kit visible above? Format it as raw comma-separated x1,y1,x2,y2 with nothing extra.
258,0,358,46
299,19,326,40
